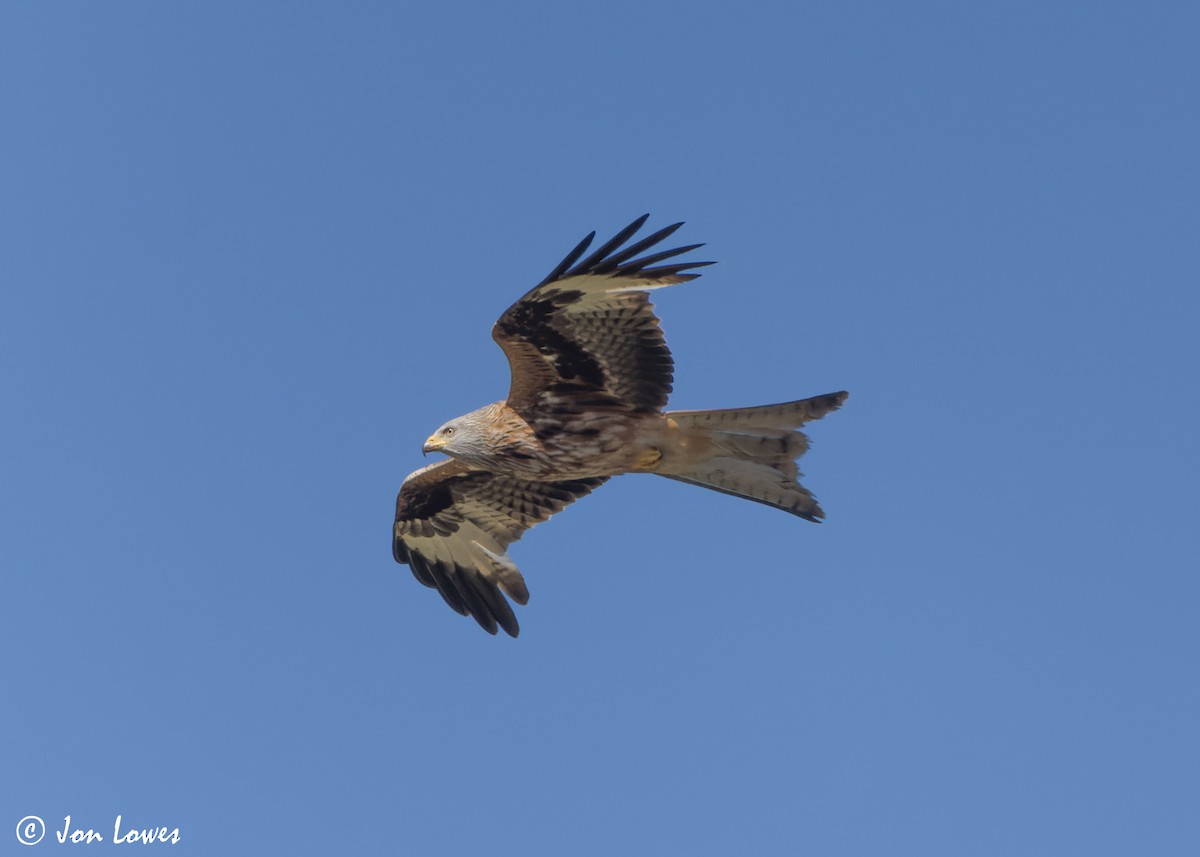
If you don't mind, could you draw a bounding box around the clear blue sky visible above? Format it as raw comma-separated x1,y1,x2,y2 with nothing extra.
2,2,1197,855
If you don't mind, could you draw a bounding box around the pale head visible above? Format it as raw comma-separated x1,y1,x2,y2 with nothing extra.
422,403,504,465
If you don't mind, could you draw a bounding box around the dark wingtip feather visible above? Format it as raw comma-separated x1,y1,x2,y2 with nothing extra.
597,235,697,275
411,553,469,615
540,229,596,285
463,567,520,637
491,595,521,637
540,215,712,285
638,260,717,280
571,213,650,275
440,561,499,635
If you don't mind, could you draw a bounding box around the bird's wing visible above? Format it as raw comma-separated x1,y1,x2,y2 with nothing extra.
393,458,608,637
492,214,714,416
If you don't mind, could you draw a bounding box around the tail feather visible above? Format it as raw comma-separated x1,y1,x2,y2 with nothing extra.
667,391,848,431
659,391,847,520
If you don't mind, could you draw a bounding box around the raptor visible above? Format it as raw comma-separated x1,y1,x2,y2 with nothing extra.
393,215,847,636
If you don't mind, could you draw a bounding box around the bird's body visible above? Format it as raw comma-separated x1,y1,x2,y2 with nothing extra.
394,215,847,636
425,399,653,481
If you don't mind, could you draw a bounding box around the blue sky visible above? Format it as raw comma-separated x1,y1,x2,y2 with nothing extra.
2,2,1198,854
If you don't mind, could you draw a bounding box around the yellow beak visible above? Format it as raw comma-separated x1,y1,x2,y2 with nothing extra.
422,434,447,454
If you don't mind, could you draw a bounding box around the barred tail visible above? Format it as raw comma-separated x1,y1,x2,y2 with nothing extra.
659,391,848,521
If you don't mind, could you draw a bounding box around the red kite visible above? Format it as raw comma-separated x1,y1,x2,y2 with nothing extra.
394,215,847,636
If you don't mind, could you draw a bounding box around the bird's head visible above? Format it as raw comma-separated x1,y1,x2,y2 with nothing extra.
422,406,496,464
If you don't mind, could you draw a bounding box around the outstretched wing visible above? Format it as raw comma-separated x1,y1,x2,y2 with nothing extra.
493,214,714,416
393,459,608,637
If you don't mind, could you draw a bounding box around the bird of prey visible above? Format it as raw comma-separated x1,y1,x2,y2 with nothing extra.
393,214,847,637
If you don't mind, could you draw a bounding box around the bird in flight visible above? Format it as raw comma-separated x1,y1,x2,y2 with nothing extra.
393,214,847,636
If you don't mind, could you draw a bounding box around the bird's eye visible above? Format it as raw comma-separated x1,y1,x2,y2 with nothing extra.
442,426,455,436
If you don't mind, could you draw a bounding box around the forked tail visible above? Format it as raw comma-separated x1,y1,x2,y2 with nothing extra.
658,391,848,521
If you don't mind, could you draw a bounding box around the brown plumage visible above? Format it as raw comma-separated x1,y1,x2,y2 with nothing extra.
394,214,848,637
